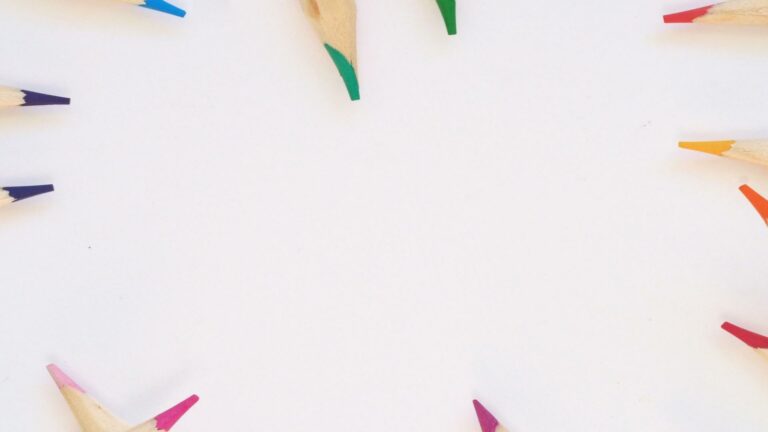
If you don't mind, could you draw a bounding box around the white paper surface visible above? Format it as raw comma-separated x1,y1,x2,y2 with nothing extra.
2,0,768,430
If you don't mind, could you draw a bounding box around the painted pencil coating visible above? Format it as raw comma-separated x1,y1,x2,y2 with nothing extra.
664,0,768,24
473,400,506,432
436,0,457,35
0,185,53,207
47,364,198,432
301,0,359,100
680,139,768,167
0,86,69,107
740,185,768,226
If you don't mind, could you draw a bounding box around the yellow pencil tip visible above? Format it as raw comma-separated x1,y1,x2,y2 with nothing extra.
679,140,735,156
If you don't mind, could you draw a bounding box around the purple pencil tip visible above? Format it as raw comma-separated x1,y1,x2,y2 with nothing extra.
21,90,70,106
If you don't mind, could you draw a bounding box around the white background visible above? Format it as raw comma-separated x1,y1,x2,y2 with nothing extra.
1,0,768,430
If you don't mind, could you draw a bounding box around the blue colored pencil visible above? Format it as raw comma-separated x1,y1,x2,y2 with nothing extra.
123,0,186,17
0,86,69,108
0,185,54,208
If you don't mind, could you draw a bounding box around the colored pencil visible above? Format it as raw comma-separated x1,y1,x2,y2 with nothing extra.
47,364,199,432
436,0,457,35
664,1,768,24
722,322,768,361
473,400,507,432
739,185,768,226
0,185,53,208
122,0,186,17
300,0,359,101
679,140,768,167
0,86,69,108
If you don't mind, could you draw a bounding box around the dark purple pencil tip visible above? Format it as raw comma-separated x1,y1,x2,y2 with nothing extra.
21,90,70,106
5,184,54,202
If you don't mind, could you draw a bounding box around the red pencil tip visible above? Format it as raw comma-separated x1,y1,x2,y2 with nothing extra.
663,5,713,23
722,322,768,349
46,364,85,393
154,395,199,431
740,185,768,225
473,400,500,432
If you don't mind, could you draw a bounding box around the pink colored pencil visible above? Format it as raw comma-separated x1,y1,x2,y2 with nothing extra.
47,364,198,432
473,400,507,432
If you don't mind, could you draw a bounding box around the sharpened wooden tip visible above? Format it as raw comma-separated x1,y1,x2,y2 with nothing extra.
723,322,768,349
740,185,768,225
679,140,735,156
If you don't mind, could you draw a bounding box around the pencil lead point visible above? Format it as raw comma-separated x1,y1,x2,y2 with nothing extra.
154,395,199,431
324,44,359,101
740,185,768,225
21,90,70,106
663,5,714,23
436,0,457,35
473,400,500,432
723,322,768,349
679,140,735,156
141,0,187,17
46,364,85,393
5,184,54,202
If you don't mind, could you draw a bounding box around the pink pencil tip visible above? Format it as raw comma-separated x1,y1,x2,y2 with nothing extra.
663,5,713,23
46,364,85,393
473,400,500,432
154,394,199,431
722,322,768,349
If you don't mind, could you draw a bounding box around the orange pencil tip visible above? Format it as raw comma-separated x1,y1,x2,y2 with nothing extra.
679,140,735,156
740,185,768,226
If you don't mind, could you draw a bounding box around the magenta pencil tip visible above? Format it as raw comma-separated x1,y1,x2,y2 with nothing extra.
46,364,85,393
154,394,199,431
473,400,500,432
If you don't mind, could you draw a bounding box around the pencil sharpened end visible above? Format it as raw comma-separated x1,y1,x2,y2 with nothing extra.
723,322,768,349
141,0,187,17
679,140,734,156
663,5,713,23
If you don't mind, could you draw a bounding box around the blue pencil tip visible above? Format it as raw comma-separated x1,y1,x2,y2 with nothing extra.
141,0,187,17
5,185,54,202
21,90,70,106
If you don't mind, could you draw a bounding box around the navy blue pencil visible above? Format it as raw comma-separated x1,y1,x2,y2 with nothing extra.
0,86,69,108
0,185,54,208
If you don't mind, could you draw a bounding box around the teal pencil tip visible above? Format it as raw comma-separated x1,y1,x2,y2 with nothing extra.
141,0,187,17
436,0,457,35
324,44,360,101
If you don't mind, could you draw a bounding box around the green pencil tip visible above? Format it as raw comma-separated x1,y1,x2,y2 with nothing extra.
436,0,457,35
324,44,360,101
